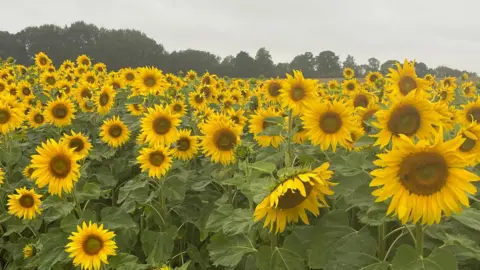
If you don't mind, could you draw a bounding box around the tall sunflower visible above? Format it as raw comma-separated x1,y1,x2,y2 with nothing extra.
249,107,284,148
121,68,136,85
134,67,165,95
350,89,375,108
440,77,456,89
327,80,340,91
343,68,355,79
263,79,283,103
95,85,116,115
372,93,440,148
254,163,335,233
76,55,91,67
370,131,479,225
302,99,357,151
141,105,181,146
386,59,431,97
126,103,145,116
436,86,454,104
462,82,477,98
228,109,247,128
280,70,317,114
169,100,187,116
31,139,81,196
100,116,130,148
137,144,173,179
173,129,199,161
61,131,92,159
186,70,197,81
35,52,52,68
342,79,360,95
45,97,76,127
7,187,42,220
65,221,117,270
200,114,241,165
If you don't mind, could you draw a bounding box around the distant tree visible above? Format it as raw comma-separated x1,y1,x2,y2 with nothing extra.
380,60,399,75
254,47,275,77
0,31,29,64
315,50,341,78
343,55,357,69
275,63,290,77
290,52,315,77
357,64,370,77
367,57,380,72
218,55,235,77
414,62,428,77
233,51,256,78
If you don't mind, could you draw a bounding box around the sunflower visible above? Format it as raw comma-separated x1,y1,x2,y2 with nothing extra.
106,76,124,91
433,102,456,131
45,97,76,127
0,101,24,134
79,99,96,113
436,86,454,104
228,109,247,128
35,52,52,68
280,70,318,114
56,80,74,97
173,129,199,161
121,68,136,85
424,74,435,82
263,79,283,103
200,114,241,165
372,93,440,148
342,79,360,95
93,63,107,73
0,80,7,94
350,89,375,108
327,80,339,91
456,122,480,165
76,55,91,67
169,100,187,116
386,60,431,97
189,91,207,111
141,105,180,146
221,96,236,112
126,103,145,116
65,221,117,270
41,72,58,90
18,81,34,100
7,84,18,97
201,72,216,85
81,71,98,85
0,168,3,185
95,85,116,115
75,83,94,103
134,67,165,95
302,99,357,151
23,165,35,179
370,131,479,225
249,107,284,148
343,68,355,79
462,82,477,98
27,107,46,128
61,131,92,159
100,116,130,148
137,144,173,178
198,84,216,101
23,244,35,258
365,72,382,86
458,98,480,126
185,70,197,81
254,163,335,233
357,103,380,133
7,187,42,220
440,77,456,89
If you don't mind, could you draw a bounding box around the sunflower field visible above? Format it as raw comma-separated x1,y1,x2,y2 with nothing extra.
0,53,479,270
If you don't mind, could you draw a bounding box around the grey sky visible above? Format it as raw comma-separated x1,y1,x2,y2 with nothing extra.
1,0,479,73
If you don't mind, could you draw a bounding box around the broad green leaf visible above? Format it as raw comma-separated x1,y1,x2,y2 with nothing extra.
42,196,74,223
174,261,191,270
223,208,254,235
353,135,377,148
115,227,139,252
206,204,234,233
108,253,149,270
101,207,137,230
207,233,257,268
451,208,480,232
117,178,148,204
345,183,375,207
360,262,390,270
141,227,177,266
333,171,370,197
318,209,350,227
264,116,285,125
358,203,396,226
392,245,457,270
25,232,69,270
248,161,276,174
125,95,144,104
0,140,22,165
77,182,101,201
163,174,188,202
60,213,79,232
94,168,117,187
256,246,306,270
259,125,283,136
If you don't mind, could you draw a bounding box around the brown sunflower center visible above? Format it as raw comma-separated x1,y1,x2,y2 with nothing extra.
34,114,44,124
83,236,103,255
370,75,378,82
201,86,211,98
465,88,471,95
49,155,71,178
231,116,240,124
277,179,314,209
177,137,191,151
388,105,421,136
0,83,5,92
444,80,451,87
108,124,123,138
189,74,195,80
399,152,448,195
27,167,35,177
202,76,211,85
52,104,68,119
39,57,47,65
69,138,85,152
353,94,369,108
82,59,89,66
214,128,237,151
9,88,17,96
87,76,95,84
467,107,480,122
153,117,171,134
19,194,35,208
224,100,233,108
22,87,31,96
268,82,281,97
112,83,120,90
399,76,417,95
440,91,447,100
46,76,56,86
81,89,92,99
173,104,182,113
133,104,141,111
149,151,165,166
194,95,204,104
0,109,11,124
320,112,342,134
290,84,306,101
346,83,355,91
144,76,156,87
125,73,134,81
346,70,352,76
460,135,476,152
99,93,110,106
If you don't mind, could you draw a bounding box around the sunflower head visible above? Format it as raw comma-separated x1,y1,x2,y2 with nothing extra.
76,54,91,67
200,114,241,165
343,68,354,79
35,52,52,68
280,70,318,114
23,244,35,258
387,59,431,97
95,85,116,115
45,97,76,127
7,187,42,220
263,79,283,102
137,144,173,178
100,116,131,148
61,131,93,159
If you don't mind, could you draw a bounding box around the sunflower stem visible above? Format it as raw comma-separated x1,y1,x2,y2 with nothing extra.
378,223,386,260
286,110,293,167
415,223,424,256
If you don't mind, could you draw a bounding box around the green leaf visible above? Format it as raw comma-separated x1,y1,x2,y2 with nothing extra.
353,135,377,148
0,140,22,165
247,161,276,174
360,262,390,270
358,203,396,226
451,208,480,232
258,125,283,136
94,169,117,187
333,171,370,197
318,209,350,227
392,245,457,270
77,182,101,201
256,246,306,270
60,213,79,233
141,227,177,266
264,116,285,125
125,95,144,104
108,253,149,270
223,208,254,235
42,196,74,223
206,204,234,233
345,183,375,207
117,178,148,204
207,233,257,268
174,261,192,270
101,207,137,230
25,232,69,270
163,174,188,202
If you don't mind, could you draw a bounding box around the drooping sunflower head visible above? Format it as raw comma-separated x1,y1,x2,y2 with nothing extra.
280,70,318,114
23,244,35,258
35,52,52,68
65,221,117,270
45,97,76,127
61,131,93,159
342,79,359,95
173,129,199,161
370,131,479,225
263,79,283,102
459,98,480,126
100,116,131,148
7,187,42,220
387,59,431,97
134,67,165,95
76,54,92,67
254,163,335,233
456,122,480,165
141,105,181,146
95,85,116,115
343,68,354,79
249,107,284,148
201,72,216,85
137,144,173,179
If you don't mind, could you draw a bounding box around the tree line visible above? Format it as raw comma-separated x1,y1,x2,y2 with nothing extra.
0,21,476,78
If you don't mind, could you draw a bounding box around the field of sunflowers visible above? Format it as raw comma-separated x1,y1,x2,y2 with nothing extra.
0,52,479,270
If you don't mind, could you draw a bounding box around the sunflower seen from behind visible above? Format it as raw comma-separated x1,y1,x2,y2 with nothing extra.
100,116,130,148
254,163,335,233
61,131,92,159
173,129,199,161
137,144,173,179
249,107,284,148
95,85,116,115
370,130,479,225
65,221,117,270
141,105,181,146
7,187,42,220
387,59,431,97
280,70,317,115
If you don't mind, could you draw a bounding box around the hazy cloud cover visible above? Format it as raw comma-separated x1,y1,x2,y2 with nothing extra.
1,0,478,72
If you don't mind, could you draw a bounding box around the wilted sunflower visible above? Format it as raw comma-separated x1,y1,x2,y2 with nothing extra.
65,221,117,270
458,98,480,126
27,107,45,128
343,68,355,79
31,139,81,196
200,114,241,165
61,131,92,159
0,101,24,134
173,129,199,161
263,79,283,103
342,79,360,95
302,99,357,151
249,107,284,148
456,122,480,165
7,187,42,220
141,105,181,146
95,85,116,115
45,97,76,127
280,70,318,114
372,93,440,148
189,91,207,110
365,72,382,86
76,54,91,67
254,163,335,233
387,60,431,97
23,244,34,258
100,116,130,148
135,67,165,95
137,144,173,178
35,52,52,68
370,131,479,225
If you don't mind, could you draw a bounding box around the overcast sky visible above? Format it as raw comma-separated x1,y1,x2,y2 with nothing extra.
1,0,479,72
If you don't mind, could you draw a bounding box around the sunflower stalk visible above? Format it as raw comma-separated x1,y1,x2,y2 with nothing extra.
286,109,294,167
378,223,386,260
415,223,424,256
